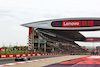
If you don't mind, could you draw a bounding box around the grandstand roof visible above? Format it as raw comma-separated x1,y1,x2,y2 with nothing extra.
21,17,100,41
21,17,100,31
38,29,85,41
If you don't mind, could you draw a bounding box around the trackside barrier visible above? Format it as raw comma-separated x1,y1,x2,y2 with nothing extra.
92,54,99,55
0,54,6,58
37,53,41,56
50,53,52,55
27,53,32,56
0,53,85,58
22,54,26,57
42,53,45,55
32,53,36,56
9,54,14,58
47,53,49,55
45,53,48,55
16,54,21,57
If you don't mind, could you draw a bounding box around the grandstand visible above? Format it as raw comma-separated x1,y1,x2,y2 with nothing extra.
21,18,100,53
36,29,86,53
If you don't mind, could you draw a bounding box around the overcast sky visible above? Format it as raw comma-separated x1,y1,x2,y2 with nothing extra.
0,0,100,47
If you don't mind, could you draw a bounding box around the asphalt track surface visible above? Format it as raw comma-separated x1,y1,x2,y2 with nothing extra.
0,55,68,65
44,56,100,67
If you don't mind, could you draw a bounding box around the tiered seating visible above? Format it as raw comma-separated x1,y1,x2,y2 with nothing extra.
37,31,87,53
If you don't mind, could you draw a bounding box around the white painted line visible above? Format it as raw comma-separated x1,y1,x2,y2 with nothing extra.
0,65,3,67
16,62,26,64
33,60,40,61
39,59,45,60
24,61,33,63
5,63,15,65
88,56,100,59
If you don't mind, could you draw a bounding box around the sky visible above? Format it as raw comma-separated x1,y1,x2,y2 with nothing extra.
0,0,100,47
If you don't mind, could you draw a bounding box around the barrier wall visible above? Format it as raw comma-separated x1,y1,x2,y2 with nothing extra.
0,53,85,58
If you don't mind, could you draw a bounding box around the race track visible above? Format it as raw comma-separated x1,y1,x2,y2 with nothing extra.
1,55,100,67
0,55,68,65
44,55,100,67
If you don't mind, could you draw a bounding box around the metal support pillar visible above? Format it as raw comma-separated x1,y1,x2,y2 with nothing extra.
38,34,40,50
44,43,46,53
52,47,54,53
